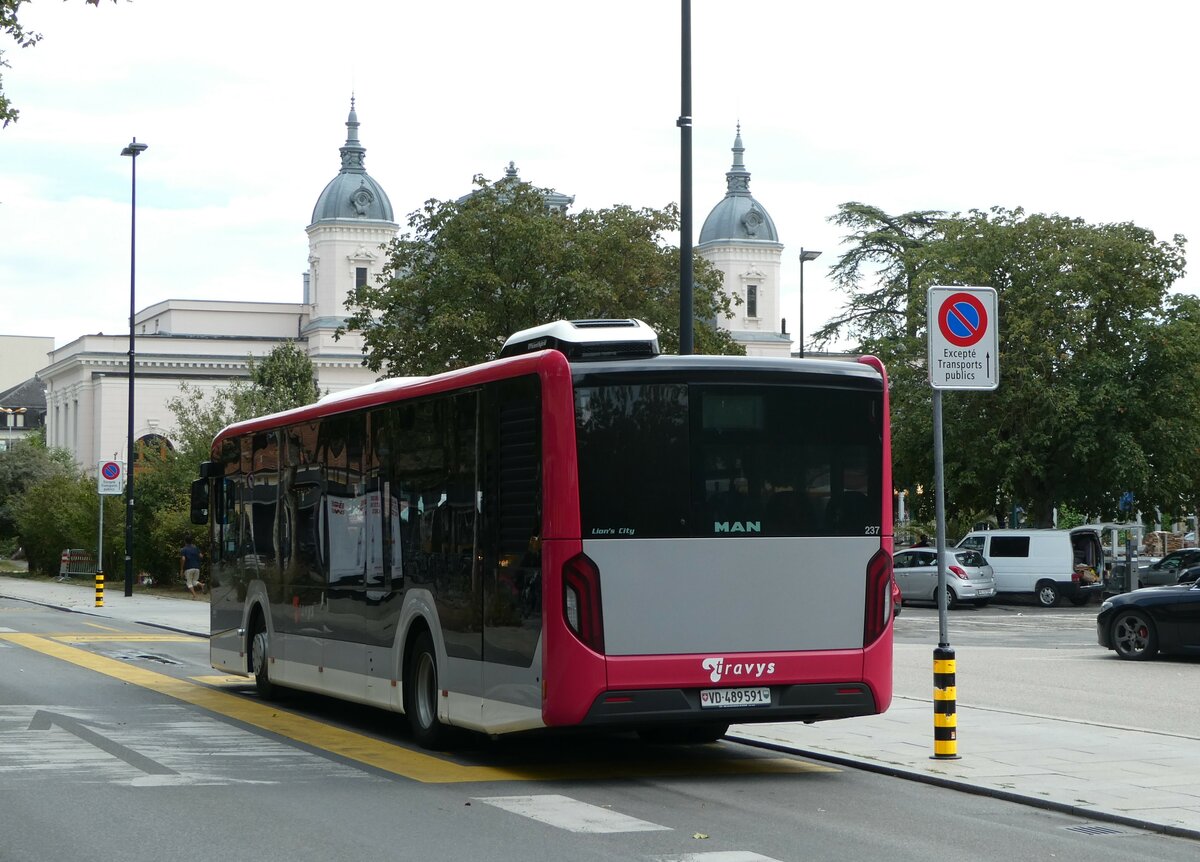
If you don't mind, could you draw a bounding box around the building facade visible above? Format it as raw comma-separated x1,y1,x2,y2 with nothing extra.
697,127,792,357
36,113,801,469
39,100,396,470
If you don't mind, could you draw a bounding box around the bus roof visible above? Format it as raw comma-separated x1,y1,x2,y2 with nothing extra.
212,349,885,448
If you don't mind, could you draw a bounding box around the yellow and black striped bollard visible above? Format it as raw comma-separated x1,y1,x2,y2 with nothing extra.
95,571,104,608
932,645,960,759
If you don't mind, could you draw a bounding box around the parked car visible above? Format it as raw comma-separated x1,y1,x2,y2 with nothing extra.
956,528,1104,607
892,547,996,609
1138,548,1200,587
1097,580,1200,660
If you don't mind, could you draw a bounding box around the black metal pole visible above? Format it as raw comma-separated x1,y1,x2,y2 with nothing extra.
799,252,806,359
121,138,147,597
678,0,693,355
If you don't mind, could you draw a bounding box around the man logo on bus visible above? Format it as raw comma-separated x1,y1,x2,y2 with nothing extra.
713,521,761,534
702,657,776,683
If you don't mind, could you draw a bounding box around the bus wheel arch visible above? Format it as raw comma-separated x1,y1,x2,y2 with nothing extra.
403,623,453,750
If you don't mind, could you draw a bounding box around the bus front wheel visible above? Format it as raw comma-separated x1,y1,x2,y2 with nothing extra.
405,630,453,750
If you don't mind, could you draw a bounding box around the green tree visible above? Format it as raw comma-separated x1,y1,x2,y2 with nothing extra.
239,341,322,417
812,202,944,348
2,1,112,127
0,436,73,538
12,472,122,575
828,204,1189,528
1135,293,1200,518
342,174,742,376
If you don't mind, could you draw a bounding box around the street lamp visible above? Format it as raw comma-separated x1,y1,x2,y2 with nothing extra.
1,406,27,451
798,248,822,358
121,137,147,597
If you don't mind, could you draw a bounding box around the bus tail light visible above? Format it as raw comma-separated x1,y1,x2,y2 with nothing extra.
864,549,893,645
563,553,605,653
949,565,968,580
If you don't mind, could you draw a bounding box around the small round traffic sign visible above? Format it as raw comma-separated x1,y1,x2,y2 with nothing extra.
937,292,989,348
101,461,122,481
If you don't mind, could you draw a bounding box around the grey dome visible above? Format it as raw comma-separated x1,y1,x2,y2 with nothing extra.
310,99,395,225
698,126,779,245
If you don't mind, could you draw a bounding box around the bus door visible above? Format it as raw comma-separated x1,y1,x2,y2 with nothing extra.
480,378,544,728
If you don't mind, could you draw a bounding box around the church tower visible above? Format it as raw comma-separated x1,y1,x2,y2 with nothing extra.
305,99,399,387
696,127,791,357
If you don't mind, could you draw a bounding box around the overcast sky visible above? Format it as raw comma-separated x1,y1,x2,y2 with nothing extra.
3,1,1196,352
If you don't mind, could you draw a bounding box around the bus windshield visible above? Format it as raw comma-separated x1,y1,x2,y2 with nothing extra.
575,379,883,539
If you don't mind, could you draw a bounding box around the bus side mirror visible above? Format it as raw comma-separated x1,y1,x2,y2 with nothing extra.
190,479,209,525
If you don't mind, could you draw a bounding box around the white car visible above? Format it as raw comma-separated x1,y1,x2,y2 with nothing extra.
893,547,996,609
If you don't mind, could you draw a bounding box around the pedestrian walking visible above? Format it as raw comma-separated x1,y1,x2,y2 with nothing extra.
179,537,202,598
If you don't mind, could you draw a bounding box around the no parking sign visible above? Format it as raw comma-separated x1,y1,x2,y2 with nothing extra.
927,286,999,390
97,460,125,495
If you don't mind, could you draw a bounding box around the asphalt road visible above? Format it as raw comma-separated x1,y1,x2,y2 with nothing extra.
2,597,1198,862
892,600,1199,735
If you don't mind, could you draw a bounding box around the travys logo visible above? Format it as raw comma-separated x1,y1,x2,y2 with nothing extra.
701,657,776,683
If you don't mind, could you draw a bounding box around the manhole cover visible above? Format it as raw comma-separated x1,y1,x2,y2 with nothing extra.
112,652,181,665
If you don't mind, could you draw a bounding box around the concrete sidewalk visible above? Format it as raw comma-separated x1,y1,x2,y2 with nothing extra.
3,573,1199,841
0,573,209,637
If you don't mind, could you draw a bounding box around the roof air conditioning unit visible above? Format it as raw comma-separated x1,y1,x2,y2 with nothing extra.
499,319,661,361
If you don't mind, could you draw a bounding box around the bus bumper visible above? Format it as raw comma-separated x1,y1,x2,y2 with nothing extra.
579,682,878,727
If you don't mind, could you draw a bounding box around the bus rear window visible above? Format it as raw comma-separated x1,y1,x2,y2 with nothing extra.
575,380,882,539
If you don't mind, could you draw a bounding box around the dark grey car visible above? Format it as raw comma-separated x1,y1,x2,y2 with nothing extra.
1140,549,1200,587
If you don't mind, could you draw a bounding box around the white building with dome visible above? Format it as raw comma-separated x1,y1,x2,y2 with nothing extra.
697,127,792,358
38,100,395,471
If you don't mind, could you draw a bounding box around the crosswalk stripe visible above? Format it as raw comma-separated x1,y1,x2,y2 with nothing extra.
650,854,783,862
474,794,671,833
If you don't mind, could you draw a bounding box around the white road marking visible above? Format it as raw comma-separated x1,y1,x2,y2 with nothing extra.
0,705,374,786
651,854,784,862
475,794,671,833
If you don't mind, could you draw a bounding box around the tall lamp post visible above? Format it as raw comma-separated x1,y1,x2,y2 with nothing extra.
798,248,822,358
1,406,27,451
121,137,147,597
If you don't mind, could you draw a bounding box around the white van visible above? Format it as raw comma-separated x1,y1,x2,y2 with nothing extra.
955,528,1105,607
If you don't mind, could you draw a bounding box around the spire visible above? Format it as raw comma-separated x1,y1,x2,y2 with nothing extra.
724,124,751,195
339,95,366,173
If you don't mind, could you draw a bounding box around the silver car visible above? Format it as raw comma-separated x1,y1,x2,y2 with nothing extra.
893,547,997,609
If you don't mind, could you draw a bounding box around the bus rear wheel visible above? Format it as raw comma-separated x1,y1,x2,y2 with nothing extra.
405,630,453,750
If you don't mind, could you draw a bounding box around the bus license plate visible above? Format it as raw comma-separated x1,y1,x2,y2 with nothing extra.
699,687,771,709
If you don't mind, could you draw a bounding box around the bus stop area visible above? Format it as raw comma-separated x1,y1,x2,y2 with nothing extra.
2,572,1198,841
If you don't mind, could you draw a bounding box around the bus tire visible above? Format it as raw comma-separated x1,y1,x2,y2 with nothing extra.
250,616,277,700
1035,580,1060,608
405,630,453,750
639,722,729,745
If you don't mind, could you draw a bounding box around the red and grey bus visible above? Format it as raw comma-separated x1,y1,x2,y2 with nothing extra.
191,319,895,748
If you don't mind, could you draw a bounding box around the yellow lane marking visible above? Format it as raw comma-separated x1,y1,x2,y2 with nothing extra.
0,633,833,783
82,622,126,632
51,634,200,643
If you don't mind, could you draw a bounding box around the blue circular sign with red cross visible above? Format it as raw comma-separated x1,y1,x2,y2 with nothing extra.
101,461,121,481
937,292,989,348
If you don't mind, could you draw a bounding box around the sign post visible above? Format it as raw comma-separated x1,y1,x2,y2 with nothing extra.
97,461,126,604
926,286,1000,760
